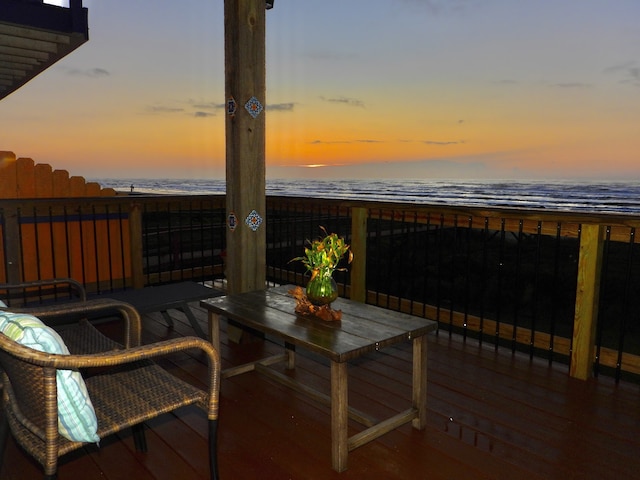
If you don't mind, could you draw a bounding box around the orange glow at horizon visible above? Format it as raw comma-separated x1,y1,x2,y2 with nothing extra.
2,1,639,181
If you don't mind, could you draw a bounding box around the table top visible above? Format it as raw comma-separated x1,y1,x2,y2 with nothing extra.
201,285,438,363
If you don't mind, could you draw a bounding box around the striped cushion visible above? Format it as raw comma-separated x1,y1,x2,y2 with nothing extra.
0,312,100,443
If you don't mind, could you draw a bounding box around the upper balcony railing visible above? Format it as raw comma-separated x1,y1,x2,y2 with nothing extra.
1,194,639,384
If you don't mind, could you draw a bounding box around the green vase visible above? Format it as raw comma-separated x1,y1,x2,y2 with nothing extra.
306,275,338,306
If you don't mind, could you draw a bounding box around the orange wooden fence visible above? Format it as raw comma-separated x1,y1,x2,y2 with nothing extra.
0,151,130,286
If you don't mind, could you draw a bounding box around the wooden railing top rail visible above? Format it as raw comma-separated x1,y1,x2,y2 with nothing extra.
3,193,640,230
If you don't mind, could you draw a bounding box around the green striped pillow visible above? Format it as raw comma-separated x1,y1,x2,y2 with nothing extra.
0,312,99,444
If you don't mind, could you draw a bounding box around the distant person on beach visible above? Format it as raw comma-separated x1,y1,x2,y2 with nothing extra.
130,184,134,193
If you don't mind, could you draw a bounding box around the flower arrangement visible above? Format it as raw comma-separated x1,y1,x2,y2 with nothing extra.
291,227,353,308
292,227,353,281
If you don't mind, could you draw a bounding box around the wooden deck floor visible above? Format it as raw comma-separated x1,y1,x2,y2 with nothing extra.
2,301,639,479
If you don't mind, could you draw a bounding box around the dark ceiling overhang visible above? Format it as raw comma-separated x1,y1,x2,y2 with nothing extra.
0,0,89,100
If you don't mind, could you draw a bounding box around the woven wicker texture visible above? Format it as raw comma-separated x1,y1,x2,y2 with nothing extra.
0,282,220,479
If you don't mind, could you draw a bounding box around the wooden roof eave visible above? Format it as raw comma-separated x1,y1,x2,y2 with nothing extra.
0,0,89,101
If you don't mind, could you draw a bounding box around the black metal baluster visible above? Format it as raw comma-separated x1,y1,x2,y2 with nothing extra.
495,218,506,351
117,204,126,289
478,217,489,345
91,206,101,293
511,219,524,353
462,215,473,340
530,221,542,359
615,227,635,382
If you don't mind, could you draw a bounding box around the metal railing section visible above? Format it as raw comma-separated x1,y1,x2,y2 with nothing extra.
2,194,640,382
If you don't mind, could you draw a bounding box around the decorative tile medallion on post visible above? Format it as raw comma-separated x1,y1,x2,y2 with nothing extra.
227,97,237,116
245,210,263,231
244,96,263,118
228,212,237,231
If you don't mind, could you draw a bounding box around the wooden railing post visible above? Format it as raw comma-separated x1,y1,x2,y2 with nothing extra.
570,223,605,380
128,202,144,289
350,207,367,303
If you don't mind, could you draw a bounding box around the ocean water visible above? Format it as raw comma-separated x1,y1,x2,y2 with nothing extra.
94,178,640,215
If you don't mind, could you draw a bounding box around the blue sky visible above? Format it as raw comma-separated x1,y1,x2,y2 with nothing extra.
2,0,639,180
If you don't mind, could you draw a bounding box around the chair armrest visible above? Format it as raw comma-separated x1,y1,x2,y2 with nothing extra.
1,335,221,417
4,299,142,348
0,278,87,306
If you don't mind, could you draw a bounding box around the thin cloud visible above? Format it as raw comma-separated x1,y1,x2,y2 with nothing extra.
306,51,358,62
188,101,218,117
319,96,365,108
424,140,464,146
144,100,222,117
401,0,483,15
628,67,640,86
62,67,110,78
190,101,218,111
267,103,295,112
309,138,383,145
603,61,635,75
309,140,353,145
145,105,184,114
551,82,592,89
603,61,640,86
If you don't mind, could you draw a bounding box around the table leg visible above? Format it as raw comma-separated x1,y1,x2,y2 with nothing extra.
208,311,221,352
331,361,348,472
284,341,296,370
160,310,175,328
180,303,207,339
412,335,428,430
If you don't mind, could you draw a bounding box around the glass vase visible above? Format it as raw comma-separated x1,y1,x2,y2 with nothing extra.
306,275,338,306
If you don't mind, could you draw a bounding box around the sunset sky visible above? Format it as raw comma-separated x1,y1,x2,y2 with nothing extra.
2,0,640,181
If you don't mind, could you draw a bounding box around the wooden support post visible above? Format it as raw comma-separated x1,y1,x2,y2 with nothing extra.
350,207,367,303
224,0,266,295
570,224,605,380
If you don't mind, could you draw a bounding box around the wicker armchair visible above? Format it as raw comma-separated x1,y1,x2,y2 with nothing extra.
0,298,221,480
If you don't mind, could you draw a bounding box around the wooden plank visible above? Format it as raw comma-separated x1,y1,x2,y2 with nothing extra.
5,300,638,479
349,206,367,302
85,182,101,196
0,24,72,44
348,408,416,451
224,352,288,378
253,362,377,427
412,334,428,429
331,360,349,472
571,224,604,379
69,176,85,196
224,0,266,295
34,163,53,197
51,173,72,278
15,157,36,197
0,151,17,198
202,290,435,362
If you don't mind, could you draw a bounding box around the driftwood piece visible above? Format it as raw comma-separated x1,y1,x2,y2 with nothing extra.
289,286,342,322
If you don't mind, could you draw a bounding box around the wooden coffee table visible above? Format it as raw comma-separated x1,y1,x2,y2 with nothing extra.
201,285,438,472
